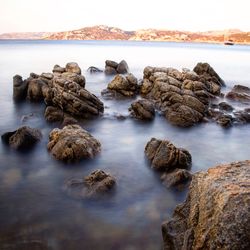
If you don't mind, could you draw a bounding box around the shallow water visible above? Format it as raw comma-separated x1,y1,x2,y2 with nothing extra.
0,40,250,250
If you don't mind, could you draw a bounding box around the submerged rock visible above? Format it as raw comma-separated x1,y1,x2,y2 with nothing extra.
218,101,234,112
162,160,250,250
129,99,155,120
145,138,192,171
13,75,28,101
47,125,101,162
1,126,42,150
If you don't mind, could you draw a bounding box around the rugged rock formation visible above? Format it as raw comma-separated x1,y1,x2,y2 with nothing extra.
141,63,223,127
226,86,250,103
104,73,138,97
145,138,192,171
13,62,104,120
1,126,42,150
129,99,155,120
47,125,101,162
64,169,116,199
104,60,129,75
162,160,250,250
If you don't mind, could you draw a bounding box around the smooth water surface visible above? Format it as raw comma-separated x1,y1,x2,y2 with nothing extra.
0,40,250,250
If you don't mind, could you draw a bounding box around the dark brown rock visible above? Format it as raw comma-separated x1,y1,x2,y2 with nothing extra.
218,101,234,112
162,160,250,250
145,138,192,171
13,75,28,101
47,125,101,162
44,106,64,123
232,84,250,94
1,126,42,150
52,64,66,73
116,60,129,74
226,91,250,103
129,99,155,120
65,62,81,75
216,114,233,127
27,78,47,102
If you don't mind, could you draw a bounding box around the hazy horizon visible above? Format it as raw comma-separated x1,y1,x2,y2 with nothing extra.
0,0,250,34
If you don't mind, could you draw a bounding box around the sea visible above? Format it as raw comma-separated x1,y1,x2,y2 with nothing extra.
0,40,250,250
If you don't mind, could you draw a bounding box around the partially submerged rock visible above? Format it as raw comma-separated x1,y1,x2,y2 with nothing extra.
64,170,116,199
162,160,250,250
145,138,192,171
47,125,101,162
1,126,42,150
104,59,129,75
129,99,155,120
13,75,28,101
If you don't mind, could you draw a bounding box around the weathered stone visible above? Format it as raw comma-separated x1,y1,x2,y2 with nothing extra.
65,62,81,74
27,78,47,102
145,138,192,171
1,126,42,150
116,60,129,74
13,75,28,101
87,66,103,73
232,84,250,94
52,64,66,73
105,60,119,68
47,125,101,162
44,106,64,123
104,66,117,75
162,160,250,250
218,101,234,112
226,91,250,103
216,114,233,127
129,99,155,120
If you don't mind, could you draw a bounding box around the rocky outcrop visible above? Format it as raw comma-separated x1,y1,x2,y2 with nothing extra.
162,160,250,250
141,63,223,127
145,138,192,171
13,62,104,120
104,60,129,75
129,99,155,120
47,125,101,162
103,73,139,97
1,126,42,150
64,169,116,199
226,85,250,103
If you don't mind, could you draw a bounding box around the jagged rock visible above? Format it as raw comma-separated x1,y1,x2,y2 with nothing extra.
64,170,116,199
145,138,192,171
107,73,138,97
52,64,66,73
60,72,85,87
193,62,225,87
218,101,234,112
44,106,64,123
226,87,250,103
231,84,250,94
161,169,192,188
47,125,101,162
65,62,81,74
116,60,129,74
27,78,47,102
129,99,155,120
162,160,250,250
1,126,42,150
13,75,28,101
216,114,233,127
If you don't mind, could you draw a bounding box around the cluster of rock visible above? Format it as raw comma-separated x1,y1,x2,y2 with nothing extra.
162,160,250,250
13,62,104,125
140,63,225,127
104,60,129,75
65,169,116,199
145,138,192,187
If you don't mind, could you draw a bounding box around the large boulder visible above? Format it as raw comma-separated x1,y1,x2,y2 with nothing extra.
226,85,250,103
104,59,129,75
106,73,138,97
65,62,81,74
47,125,101,162
13,75,28,101
145,138,192,171
129,99,155,120
162,160,250,250
27,78,47,102
1,126,42,150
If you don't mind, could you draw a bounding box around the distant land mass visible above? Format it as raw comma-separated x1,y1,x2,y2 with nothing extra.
0,25,250,44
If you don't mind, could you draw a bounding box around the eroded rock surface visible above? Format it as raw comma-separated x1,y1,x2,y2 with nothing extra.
47,125,101,162
162,160,250,250
104,59,129,75
129,99,155,120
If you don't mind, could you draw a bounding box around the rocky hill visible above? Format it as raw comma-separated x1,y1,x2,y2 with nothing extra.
1,26,250,44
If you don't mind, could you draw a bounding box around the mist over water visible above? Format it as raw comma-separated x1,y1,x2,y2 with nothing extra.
0,40,250,249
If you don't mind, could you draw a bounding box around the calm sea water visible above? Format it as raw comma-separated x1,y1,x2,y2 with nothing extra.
0,40,250,250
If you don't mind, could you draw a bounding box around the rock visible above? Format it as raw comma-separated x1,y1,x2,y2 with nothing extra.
129,99,155,120
145,138,192,171
105,60,119,68
60,72,85,87
234,110,250,124
87,66,103,73
107,74,138,97
65,62,81,75
216,114,233,127
27,78,47,102
226,91,250,103
13,75,28,101
193,62,225,87
218,101,234,112
104,66,117,75
116,60,129,74
52,64,66,73
162,160,250,250
1,126,42,150
161,169,192,188
41,72,54,80
232,84,250,94
44,106,64,123
47,125,101,162
64,170,116,199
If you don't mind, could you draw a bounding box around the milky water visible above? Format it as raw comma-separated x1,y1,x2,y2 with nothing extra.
0,40,250,250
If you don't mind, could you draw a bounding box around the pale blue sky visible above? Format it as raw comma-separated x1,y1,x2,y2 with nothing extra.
0,0,250,33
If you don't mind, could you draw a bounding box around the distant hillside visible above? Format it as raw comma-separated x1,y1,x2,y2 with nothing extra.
0,32,52,39
1,26,250,44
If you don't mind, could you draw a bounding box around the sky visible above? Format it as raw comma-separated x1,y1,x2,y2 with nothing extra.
0,0,250,33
